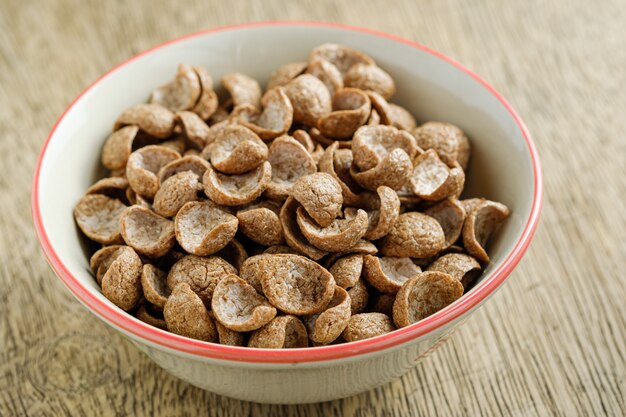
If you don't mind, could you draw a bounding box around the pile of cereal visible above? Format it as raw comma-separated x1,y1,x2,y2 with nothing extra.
74,44,510,348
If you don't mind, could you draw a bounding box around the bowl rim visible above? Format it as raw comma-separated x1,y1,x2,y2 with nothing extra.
32,20,543,364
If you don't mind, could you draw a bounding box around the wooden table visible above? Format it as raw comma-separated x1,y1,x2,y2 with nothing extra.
1,0,625,415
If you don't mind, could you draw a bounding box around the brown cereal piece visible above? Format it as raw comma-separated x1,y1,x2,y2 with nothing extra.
175,111,211,149
309,43,376,75
350,148,413,191
318,142,361,206
427,253,482,289
366,91,393,125
296,207,368,252
215,238,248,272
90,245,124,285
126,145,181,198
317,88,371,139
119,205,176,258
114,104,176,139
410,150,463,201
222,73,262,109
329,254,363,289
159,136,187,154
424,198,466,248
393,271,463,327
167,254,237,306
153,171,201,218
363,255,422,293
109,168,126,178
136,304,167,330
344,63,396,99
102,125,139,170
311,144,325,165
74,194,126,244
164,282,217,342
279,197,328,260
370,293,396,317
158,155,211,184
212,275,277,331
263,245,302,256
305,58,344,97
304,286,351,344
325,239,378,268
191,66,219,120
208,125,268,174
265,136,317,201
203,161,271,206
462,200,510,263
150,64,201,112
237,201,284,246
100,246,143,311
368,108,381,126
283,74,332,127
413,121,471,170
141,264,170,309
290,173,343,227
386,103,416,131
379,212,446,258
125,187,152,209
292,129,315,153
209,106,230,125
174,201,238,255
184,148,200,157
348,278,370,314
86,177,129,203
267,61,308,90
361,185,401,240
352,125,419,171
236,87,293,140
460,198,486,216
239,254,271,293
259,254,335,315
341,313,395,342
211,312,246,346
248,315,308,348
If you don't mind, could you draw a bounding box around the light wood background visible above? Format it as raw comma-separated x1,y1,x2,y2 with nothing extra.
1,0,625,415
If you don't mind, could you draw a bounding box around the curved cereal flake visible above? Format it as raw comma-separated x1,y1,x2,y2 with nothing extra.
175,111,211,149
208,125,268,174
203,161,271,206
379,212,445,258
283,74,332,127
296,207,368,252
324,239,378,268
342,313,395,342
126,145,181,198
462,200,510,263
100,246,143,311
361,185,401,240
90,245,124,285
211,312,247,346
460,198,486,216
387,103,416,131
150,64,201,112
352,125,419,171
136,304,167,330
191,66,219,120
158,155,211,184
317,88,371,139
366,91,393,125
424,198,466,248
308,126,352,149
222,73,262,109
309,43,376,75
102,125,138,170
363,255,421,293
267,61,307,90
263,245,303,256
74,194,126,244
329,254,363,289
368,108,381,126
153,171,201,218
344,63,396,99
239,254,271,293
311,144,325,165
305,58,344,97
159,135,187,154
215,238,248,272
292,129,315,153
237,87,293,140
114,104,176,139
393,271,463,327
279,197,327,260
304,286,351,344
237,201,284,246
348,278,369,314
174,201,238,255
125,187,151,209
318,142,361,205
410,150,463,201
248,315,308,348
290,173,343,227
164,282,217,342
413,121,471,170
119,205,176,258
370,293,396,317
265,136,317,201
212,275,277,331
350,148,413,191
427,253,482,289
259,254,335,315
86,177,129,203
167,255,236,306
209,106,230,125
141,264,170,309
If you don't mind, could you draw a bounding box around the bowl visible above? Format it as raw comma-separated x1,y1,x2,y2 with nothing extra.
32,21,542,404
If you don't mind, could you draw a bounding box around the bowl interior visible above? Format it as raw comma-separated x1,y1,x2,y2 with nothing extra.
35,23,536,354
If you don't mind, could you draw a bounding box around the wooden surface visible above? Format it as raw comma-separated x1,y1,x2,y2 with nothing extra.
1,0,625,415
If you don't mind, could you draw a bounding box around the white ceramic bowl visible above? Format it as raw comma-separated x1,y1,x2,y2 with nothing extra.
32,22,542,404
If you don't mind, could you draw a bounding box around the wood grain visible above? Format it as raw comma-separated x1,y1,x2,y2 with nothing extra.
1,0,625,415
